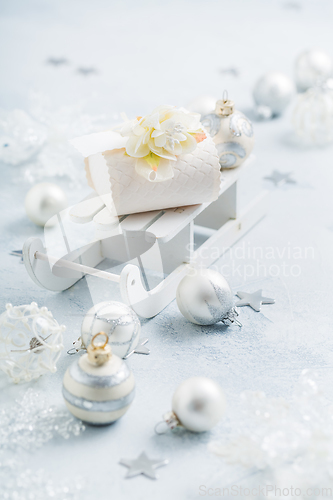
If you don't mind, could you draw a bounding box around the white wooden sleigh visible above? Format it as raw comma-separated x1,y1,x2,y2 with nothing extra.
23,159,268,319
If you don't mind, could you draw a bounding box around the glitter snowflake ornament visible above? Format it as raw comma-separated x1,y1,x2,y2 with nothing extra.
0,302,65,383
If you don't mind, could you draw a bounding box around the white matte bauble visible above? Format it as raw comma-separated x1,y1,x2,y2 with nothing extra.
63,333,135,425
172,377,226,432
201,96,254,169
81,301,140,359
25,182,68,227
176,268,237,325
186,95,217,117
295,49,333,92
253,71,295,117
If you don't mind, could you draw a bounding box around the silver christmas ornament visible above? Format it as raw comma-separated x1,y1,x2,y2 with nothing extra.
25,182,68,227
0,302,65,383
295,49,333,92
176,268,240,326
253,71,295,118
293,82,333,145
120,451,168,479
63,332,135,425
201,92,254,169
264,170,296,186
81,301,141,359
236,289,275,312
155,377,226,433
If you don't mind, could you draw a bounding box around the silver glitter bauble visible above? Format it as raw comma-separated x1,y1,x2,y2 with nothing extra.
172,377,226,432
63,333,135,425
176,268,239,326
81,301,140,359
295,49,333,92
25,182,68,227
201,95,254,169
253,71,295,118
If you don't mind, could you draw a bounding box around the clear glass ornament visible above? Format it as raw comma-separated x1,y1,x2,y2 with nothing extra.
0,457,84,500
209,370,333,490
0,302,65,383
0,109,46,166
293,82,333,145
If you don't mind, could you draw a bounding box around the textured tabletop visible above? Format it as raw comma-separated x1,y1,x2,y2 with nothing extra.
1,1,333,498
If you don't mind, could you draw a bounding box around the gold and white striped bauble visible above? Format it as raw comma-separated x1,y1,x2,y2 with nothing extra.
62,333,135,425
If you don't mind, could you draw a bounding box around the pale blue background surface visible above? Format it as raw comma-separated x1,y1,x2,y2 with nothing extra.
1,1,333,498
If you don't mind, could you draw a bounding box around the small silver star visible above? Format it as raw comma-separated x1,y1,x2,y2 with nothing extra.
264,170,296,186
46,57,68,66
236,289,275,312
124,338,150,359
77,67,97,75
220,67,240,77
120,451,168,479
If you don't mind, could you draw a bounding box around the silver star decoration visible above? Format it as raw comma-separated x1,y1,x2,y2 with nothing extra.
236,289,275,312
120,451,168,479
46,57,68,66
77,67,97,75
10,250,23,262
124,338,150,359
264,170,296,186
220,67,240,77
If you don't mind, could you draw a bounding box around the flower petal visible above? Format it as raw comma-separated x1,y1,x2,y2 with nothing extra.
153,133,167,148
135,156,174,182
126,136,150,157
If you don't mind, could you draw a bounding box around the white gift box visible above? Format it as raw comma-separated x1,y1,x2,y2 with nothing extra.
71,130,220,217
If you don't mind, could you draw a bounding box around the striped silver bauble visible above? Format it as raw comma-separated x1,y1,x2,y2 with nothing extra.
81,301,140,359
63,333,135,425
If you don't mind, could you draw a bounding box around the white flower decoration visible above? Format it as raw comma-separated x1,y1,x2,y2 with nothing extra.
117,105,206,182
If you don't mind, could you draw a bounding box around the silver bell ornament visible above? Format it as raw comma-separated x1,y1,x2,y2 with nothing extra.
63,332,135,425
201,92,254,169
295,49,333,92
176,268,241,326
80,301,141,359
155,377,226,433
25,182,68,227
253,71,295,119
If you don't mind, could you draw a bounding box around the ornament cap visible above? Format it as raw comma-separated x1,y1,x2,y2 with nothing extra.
87,332,112,366
215,90,234,117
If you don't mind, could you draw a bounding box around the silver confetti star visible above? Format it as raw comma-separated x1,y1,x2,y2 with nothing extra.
46,57,68,66
124,338,150,359
120,451,168,479
77,67,97,75
236,289,275,312
264,170,296,186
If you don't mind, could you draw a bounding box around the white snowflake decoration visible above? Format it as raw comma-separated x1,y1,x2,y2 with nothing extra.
0,302,65,383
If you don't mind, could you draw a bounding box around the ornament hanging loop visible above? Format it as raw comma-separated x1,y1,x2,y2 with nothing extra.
87,332,112,366
215,90,234,117
154,411,181,435
91,332,108,349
